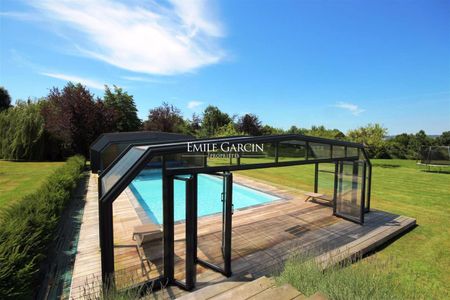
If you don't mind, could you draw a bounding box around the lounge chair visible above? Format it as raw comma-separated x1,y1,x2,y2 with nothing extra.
132,223,163,273
304,192,333,204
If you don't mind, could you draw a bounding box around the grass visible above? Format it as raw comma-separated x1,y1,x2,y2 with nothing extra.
235,159,450,299
0,160,64,209
277,253,405,300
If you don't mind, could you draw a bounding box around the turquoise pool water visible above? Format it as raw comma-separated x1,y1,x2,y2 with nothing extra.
129,169,280,224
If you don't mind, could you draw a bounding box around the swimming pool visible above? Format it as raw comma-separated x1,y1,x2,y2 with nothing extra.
129,169,280,224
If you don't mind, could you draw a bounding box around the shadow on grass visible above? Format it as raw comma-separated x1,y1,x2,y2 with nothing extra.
421,170,450,175
373,164,401,168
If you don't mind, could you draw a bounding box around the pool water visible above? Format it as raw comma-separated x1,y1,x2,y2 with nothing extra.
129,169,280,224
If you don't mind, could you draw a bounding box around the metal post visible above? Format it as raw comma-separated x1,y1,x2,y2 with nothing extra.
223,172,233,277
185,175,197,290
360,163,366,224
314,163,319,193
333,162,338,214
162,173,174,282
100,201,115,287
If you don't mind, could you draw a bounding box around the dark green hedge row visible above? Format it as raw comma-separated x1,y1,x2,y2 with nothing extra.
0,155,85,299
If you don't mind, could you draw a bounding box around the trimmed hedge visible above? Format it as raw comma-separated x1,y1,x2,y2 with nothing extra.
0,155,85,299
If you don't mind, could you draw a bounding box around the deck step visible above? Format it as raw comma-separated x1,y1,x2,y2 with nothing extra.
177,279,249,300
210,276,276,300
247,283,304,300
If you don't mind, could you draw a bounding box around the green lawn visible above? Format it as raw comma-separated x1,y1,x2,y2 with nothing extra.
0,160,64,209
236,159,450,299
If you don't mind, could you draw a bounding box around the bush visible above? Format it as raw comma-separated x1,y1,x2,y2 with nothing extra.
0,156,85,299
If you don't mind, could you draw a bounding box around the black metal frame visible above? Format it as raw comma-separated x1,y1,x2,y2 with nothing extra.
96,134,372,292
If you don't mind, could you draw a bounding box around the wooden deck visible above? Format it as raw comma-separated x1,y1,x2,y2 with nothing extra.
69,173,415,299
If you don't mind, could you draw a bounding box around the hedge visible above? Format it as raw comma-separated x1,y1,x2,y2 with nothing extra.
0,155,85,299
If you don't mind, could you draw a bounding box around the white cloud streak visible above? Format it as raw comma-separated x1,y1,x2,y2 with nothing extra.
334,102,365,116
40,72,105,90
187,100,204,109
122,76,172,84
27,0,225,75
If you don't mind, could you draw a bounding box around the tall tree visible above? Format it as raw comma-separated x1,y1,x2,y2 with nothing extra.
237,113,263,136
0,86,12,111
41,82,116,156
347,123,388,158
201,105,231,136
104,85,141,131
0,99,48,160
143,102,186,133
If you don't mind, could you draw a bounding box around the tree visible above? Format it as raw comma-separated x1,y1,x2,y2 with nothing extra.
0,86,11,111
261,125,284,135
347,123,388,158
0,99,49,160
41,82,116,157
237,113,263,136
104,85,141,131
201,106,231,136
437,131,450,146
143,102,186,133
215,122,244,137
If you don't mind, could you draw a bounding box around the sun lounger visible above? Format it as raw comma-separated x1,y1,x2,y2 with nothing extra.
304,192,333,203
132,223,163,271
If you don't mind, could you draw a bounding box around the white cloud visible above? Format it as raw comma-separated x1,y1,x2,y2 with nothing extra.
40,72,105,90
334,102,365,116
27,0,225,75
122,76,172,84
187,100,204,109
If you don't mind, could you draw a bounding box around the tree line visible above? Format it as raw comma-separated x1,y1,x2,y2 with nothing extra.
0,84,448,161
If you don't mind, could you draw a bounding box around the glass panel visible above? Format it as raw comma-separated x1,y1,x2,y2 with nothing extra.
165,152,205,169
309,143,331,159
346,147,359,158
240,142,276,165
335,161,364,223
278,140,307,162
114,164,164,289
101,146,148,195
317,163,335,201
101,143,130,171
332,146,346,158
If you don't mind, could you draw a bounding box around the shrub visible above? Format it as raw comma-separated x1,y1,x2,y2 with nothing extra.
0,155,85,299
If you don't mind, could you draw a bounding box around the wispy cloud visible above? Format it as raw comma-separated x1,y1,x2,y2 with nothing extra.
187,100,204,109
40,72,105,90
24,0,225,75
122,76,173,84
334,102,365,116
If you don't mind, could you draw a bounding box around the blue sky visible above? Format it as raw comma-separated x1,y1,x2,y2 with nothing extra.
1,0,449,135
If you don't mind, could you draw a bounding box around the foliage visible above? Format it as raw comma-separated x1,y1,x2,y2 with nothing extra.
436,131,450,146
143,102,188,133
347,123,389,158
104,85,141,132
261,125,284,135
287,125,345,140
0,86,12,111
0,99,51,160
237,113,263,136
215,122,244,137
41,82,117,157
0,156,85,299
201,105,232,137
